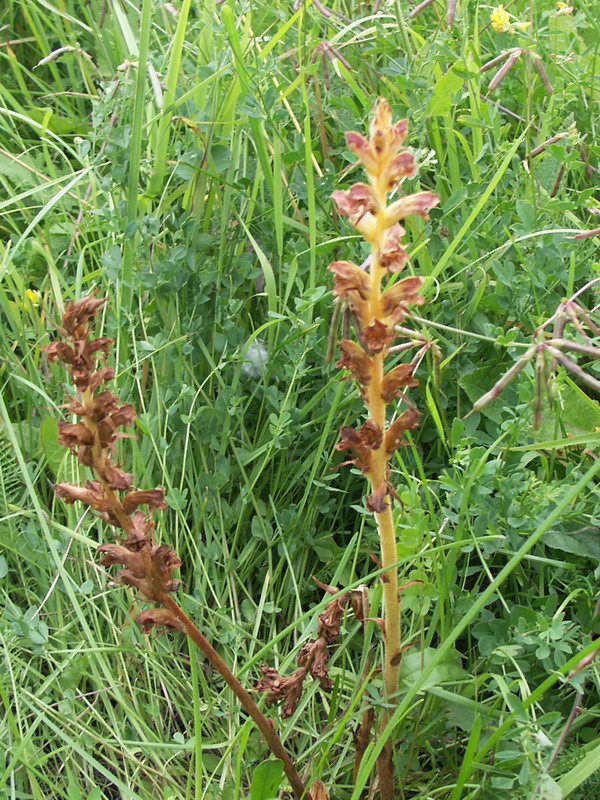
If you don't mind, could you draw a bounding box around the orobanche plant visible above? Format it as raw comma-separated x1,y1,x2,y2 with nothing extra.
324,99,439,797
256,98,440,797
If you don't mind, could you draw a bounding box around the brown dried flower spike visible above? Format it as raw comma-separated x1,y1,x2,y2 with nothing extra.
43,296,181,631
44,295,311,800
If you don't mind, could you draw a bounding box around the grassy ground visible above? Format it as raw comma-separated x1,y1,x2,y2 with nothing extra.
1,0,600,798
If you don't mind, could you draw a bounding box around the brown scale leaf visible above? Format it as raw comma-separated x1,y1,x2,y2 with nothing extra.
309,780,330,800
365,482,391,513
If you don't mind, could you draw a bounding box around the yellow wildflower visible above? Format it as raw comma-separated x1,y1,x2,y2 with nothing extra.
556,1,573,12
490,4,511,32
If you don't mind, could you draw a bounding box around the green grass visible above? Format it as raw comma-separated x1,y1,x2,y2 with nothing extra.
1,0,600,798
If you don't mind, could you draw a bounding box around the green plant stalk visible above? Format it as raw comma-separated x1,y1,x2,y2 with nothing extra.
146,0,192,198
122,0,153,326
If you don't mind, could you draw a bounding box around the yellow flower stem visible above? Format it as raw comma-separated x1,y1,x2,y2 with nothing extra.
368,186,401,702
367,183,401,798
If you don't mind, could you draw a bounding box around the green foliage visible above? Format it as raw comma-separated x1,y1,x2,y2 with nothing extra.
1,0,600,797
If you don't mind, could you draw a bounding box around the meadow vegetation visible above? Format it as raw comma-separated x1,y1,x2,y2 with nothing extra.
1,0,600,798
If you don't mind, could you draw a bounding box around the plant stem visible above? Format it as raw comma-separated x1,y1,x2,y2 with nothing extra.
368,189,401,800
158,593,311,800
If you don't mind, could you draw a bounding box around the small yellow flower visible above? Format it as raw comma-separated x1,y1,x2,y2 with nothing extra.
26,289,42,305
491,4,511,32
556,1,573,13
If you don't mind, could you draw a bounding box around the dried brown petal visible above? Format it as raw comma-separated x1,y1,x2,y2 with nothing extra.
328,260,371,301
136,607,183,634
61,296,106,337
385,407,420,454
384,191,440,228
100,463,133,491
362,318,393,354
150,544,182,585
122,487,167,513
380,224,409,273
43,341,75,364
336,340,372,386
55,480,111,511
381,363,418,403
317,594,349,642
298,639,332,691
57,421,94,449
87,367,115,391
86,337,114,357
98,543,147,576
380,276,424,317
255,664,308,717
311,576,340,595
111,403,136,428
116,543,181,602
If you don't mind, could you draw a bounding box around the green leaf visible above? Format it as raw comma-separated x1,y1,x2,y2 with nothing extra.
559,739,600,796
561,378,600,433
249,759,284,800
544,525,600,562
425,61,465,117
459,366,517,422
399,647,465,690
40,417,65,478
532,774,562,800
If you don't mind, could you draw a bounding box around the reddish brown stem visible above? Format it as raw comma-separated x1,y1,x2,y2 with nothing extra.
158,594,311,800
